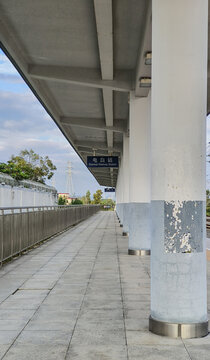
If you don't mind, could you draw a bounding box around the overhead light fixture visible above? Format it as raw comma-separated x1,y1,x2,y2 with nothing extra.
145,51,152,65
139,77,151,88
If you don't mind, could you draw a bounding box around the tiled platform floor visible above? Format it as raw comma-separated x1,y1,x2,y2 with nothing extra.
0,211,209,359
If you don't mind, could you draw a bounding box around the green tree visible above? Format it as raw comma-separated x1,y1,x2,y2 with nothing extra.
206,190,210,216
93,189,103,204
81,196,87,204
86,190,91,204
101,198,115,209
71,198,83,205
101,198,115,211
58,196,68,205
81,190,91,204
0,161,33,181
0,149,56,184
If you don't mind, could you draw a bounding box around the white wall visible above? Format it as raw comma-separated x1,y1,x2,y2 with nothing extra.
0,174,57,207
0,185,57,207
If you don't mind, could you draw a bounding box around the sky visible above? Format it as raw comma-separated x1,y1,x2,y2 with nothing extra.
0,49,114,198
0,48,210,195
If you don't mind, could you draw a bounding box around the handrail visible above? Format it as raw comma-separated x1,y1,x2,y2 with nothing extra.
0,205,100,210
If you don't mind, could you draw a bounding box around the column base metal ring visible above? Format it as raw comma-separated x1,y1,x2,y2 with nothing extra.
149,316,209,339
122,231,128,236
128,249,150,256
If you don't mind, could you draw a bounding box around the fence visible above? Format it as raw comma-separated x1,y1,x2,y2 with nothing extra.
0,205,100,264
207,216,210,230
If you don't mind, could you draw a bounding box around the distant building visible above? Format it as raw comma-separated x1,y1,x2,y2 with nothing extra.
58,193,76,205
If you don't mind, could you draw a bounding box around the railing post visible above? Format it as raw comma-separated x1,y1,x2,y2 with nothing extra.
27,208,30,248
0,210,4,266
19,208,22,255
42,206,45,241
11,208,14,258
32,207,35,246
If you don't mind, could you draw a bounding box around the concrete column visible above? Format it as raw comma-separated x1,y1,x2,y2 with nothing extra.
115,170,119,216
115,179,119,218
115,162,121,223
128,92,151,255
116,160,123,226
122,134,130,236
150,0,208,338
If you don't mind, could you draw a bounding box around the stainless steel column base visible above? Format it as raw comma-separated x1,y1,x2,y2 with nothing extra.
122,231,128,236
149,316,209,339
128,249,151,256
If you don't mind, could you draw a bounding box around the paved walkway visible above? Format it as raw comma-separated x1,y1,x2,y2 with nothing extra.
0,211,209,359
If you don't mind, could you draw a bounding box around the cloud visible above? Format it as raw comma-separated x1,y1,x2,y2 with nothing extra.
0,73,23,83
0,88,102,195
0,53,17,75
0,52,30,93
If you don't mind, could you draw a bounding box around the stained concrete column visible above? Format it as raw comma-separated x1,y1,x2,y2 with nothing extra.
122,134,130,236
115,167,119,217
115,176,119,219
128,92,151,255
116,160,123,226
150,0,208,338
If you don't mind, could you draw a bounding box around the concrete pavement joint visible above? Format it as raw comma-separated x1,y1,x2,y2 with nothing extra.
181,338,193,360
115,215,129,360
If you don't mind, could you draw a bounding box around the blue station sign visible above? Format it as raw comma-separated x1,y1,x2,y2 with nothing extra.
104,188,115,192
87,156,119,168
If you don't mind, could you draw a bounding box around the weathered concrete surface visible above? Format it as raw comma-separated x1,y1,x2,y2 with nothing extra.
0,211,209,359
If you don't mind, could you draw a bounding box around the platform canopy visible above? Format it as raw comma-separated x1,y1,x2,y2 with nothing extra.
0,0,209,186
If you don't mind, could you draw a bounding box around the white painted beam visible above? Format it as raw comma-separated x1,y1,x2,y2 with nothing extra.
92,169,117,174
135,0,152,97
92,172,117,177
28,65,132,92
94,0,113,80
91,166,118,171
80,150,109,156
103,88,114,147
61,117,125,133
93,174,117,179
99,183,113,187
75,140,122,152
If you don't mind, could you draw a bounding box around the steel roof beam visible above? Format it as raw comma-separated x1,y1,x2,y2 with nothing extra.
28,65,133,92
75,140,122,152
61,117,125,133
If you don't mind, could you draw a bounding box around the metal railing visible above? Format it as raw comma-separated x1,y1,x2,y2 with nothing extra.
207,216,210,230
0,205,100,264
